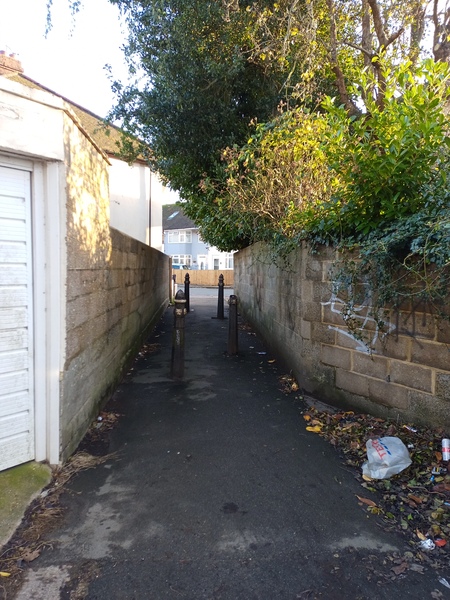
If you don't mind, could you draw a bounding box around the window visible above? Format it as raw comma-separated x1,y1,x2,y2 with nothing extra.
224,253,234,269
168,230,192,243
172,254,192,266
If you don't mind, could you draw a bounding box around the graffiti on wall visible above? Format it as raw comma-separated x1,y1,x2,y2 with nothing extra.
321,291,397,353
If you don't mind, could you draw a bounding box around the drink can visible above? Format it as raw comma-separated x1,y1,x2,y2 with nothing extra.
443,438,450,461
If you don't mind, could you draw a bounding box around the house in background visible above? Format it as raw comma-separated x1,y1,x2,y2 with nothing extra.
2,51,179,252
163,204,234,270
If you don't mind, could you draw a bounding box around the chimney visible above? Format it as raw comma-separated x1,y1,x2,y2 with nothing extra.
0,51,24,77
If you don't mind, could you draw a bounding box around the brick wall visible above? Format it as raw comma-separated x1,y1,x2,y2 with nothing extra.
235,243,450,428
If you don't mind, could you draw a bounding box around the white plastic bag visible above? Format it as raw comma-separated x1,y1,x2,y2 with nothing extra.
362,436,412,479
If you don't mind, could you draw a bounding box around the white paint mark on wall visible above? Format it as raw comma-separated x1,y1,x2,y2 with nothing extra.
321,291,397,353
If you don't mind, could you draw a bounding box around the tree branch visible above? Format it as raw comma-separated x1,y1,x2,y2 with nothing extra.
327,0,360,116
367,0,389,47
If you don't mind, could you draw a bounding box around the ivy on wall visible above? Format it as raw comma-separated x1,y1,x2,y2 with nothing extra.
214,59,450,347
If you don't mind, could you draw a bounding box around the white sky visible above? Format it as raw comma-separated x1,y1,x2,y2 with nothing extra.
0,0,130,117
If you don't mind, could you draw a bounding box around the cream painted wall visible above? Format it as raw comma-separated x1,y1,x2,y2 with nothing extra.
109,158,151,246
109,157,177,252
0,77,65,160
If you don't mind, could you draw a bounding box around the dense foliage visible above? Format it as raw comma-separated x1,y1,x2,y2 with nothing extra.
98,0,450,341
108,0,321,199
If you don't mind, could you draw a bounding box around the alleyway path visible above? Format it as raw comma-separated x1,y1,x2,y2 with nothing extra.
9,291,449,599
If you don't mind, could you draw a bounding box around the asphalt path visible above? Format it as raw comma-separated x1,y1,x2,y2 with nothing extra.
11,295,450,599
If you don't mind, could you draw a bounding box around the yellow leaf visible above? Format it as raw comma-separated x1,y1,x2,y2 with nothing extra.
303,415,312,422
341,422,357,431
306,425,322,433
416,530,427,541
0,572,11,577
367,506,383,515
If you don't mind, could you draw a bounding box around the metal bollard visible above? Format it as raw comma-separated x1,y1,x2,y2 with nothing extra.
184,272,190,313
217,273,225,319
172,274,176,302
171,289,186,379
227,294,238,355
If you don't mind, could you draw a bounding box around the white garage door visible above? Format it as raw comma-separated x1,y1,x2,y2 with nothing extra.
0,165,35,471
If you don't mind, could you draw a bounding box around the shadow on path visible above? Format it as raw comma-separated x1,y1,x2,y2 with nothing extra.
10,296,448,599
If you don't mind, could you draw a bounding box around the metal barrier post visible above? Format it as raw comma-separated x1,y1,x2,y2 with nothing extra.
227,294,238,355
172,274,176,301
171,289,186,379
217,273,224,319
184,273,190,313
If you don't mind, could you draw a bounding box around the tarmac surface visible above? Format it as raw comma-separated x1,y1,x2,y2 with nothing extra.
5,289,450,599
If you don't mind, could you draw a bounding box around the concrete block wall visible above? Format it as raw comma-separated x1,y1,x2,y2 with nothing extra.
60,125,169,459
62,227,169,459
235,243,450,429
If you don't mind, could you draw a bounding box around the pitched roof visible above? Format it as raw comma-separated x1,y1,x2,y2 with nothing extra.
7,72,139,160
163,204,197,230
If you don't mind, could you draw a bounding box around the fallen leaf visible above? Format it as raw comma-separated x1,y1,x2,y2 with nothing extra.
435,539,447,547
306,425,322,433
391,562,408,575
409,563,425,573
267,359,276,364
408,494,423,504
432,483,450,493
431,524,442,535
367,506,383,514
22,549,40,562
340,422,357,431
415,530,427,541
0,572,11,577
356,495,377,507
303,415,312,422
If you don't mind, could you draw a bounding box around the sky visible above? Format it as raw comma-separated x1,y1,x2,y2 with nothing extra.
0,0,130,117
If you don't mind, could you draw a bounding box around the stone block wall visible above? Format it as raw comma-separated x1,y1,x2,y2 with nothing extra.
60,123,169,459
235,243,450,429
62,227,169,459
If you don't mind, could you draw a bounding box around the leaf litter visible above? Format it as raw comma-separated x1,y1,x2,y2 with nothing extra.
0,410,120,594
299,400,450,576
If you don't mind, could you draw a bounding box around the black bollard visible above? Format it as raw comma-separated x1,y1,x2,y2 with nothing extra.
184,272,190,313
171,289,186,379
217,273,225,319
227,294,238,355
